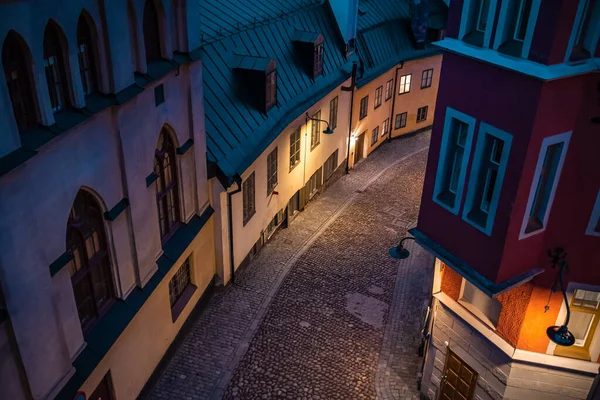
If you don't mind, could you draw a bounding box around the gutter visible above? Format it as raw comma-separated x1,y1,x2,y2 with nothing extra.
344,63,358,174
227,174,243,284
388,61,405,143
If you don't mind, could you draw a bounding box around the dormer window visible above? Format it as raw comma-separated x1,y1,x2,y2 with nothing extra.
513,0,533,41
462,0,496,47
314,43,324,77
476,0,491,32
494,0,538,58
265,69,277,112
569,0,600,62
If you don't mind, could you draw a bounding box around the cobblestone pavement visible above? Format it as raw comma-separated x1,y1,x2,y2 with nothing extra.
146,132,433,400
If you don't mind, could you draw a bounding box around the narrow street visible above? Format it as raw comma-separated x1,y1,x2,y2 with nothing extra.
146,132,435,400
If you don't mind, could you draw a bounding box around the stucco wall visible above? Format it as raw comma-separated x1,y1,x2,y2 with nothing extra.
0,322,28,400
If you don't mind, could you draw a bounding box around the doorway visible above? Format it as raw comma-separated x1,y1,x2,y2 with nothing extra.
354,132,365,165
439,349,478,400
89,373,115,400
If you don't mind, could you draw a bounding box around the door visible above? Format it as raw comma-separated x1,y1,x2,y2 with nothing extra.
89,373,114,400
354,132,365,164
439,349,477,400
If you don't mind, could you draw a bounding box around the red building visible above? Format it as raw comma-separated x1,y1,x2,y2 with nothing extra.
412,0,600,399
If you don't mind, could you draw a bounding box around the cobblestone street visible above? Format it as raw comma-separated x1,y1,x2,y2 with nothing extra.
146,132,435,400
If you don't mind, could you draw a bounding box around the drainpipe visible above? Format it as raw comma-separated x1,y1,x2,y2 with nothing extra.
343,62,358,174
388,61,405,143
227,174,242,285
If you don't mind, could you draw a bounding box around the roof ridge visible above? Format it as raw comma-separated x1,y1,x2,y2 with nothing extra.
199,0,324,47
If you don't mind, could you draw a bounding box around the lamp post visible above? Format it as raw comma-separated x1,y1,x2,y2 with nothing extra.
546,248,576,347
305,112,335,135
389,236,416,259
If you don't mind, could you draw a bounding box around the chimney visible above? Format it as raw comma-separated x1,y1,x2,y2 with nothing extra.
411,0,429,50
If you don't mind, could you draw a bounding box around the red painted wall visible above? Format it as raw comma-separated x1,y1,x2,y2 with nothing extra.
528,0,576,65
418,52,542,283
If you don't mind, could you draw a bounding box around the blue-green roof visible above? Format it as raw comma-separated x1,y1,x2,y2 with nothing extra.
200,1,354,180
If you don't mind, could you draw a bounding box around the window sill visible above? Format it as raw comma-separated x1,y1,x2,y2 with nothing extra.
374,104,382,110
524,217,543,235
463,31,484,47
416,119,427,123
171,284,197,322
359,115,367,121
421,85,432,90
498,39,524,58
398,91,410,96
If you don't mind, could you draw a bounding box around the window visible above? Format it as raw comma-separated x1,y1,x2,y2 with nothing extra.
382,118,390,136
417,106,428,123
371,126,379,146
520,132,570,237
433,108,476,214
329,96,338,129
324,150,339,181
154,84,165,106
155,129,180,240
67,191,115,332
398,74,411,94
385,79,393,100
586,190,600,236
289,128,301,170
555,289,600,360
459,278,502,328
265,70,277,111
43,22,69,113
462,124,512,235
512,0,533,41
243,172,256,225
267,147,278,195
77,13,98,97
476,0,491,32
128,0,141,71
143,0,162,62
313,43,324,77
169,258,195,321
421,69,433,89
395,112,407,129
569,0,600,61
2,31,37,129
374,86,383,108
307,167,322,199
359,95,368,120
311,110,321,150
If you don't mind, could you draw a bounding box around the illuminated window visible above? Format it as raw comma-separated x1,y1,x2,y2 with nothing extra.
359,95,368,120
398,74,411,94
555,290,600,361
374,86,383,108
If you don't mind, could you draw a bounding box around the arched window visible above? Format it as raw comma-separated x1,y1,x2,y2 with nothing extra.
143,0,162,63
2,31,37,129
77,13,98,96
67,191,115,332
128,0,141,71
43,22,69,113
155,129,180,240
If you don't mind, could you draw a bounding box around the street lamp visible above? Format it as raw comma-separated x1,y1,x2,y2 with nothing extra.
389,237,416,259
305,113,334,134
546,248,576,347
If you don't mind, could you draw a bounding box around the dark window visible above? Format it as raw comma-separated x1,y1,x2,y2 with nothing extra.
128,1,140,70
143,0,162,62
307,167,322,199
421,69,433,89
329,96,338,130
67,191,115,332
313,43,324,77
374,86,383,108
265,70,277,111
290,128,301,170
382,118,390,136
267,147,278,195
155,130,180,240
570,0,596,61
398,74,411,94
311,110,321,150
77,14,98,97
476,0,492,32
243,172,256,225
169,258,191,308
443,119,469,197
417,106,428,122
154,84,165,106
395,112,407,129
359,95,368,120
385,79,393,100
324,149,339,181
513,0,533,41
44,22,69,113
2,31,37,129
371,126,379,145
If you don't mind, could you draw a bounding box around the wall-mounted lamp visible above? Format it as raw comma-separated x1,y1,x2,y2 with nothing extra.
546,248,575,347
305,113,334,134
389,237,416,259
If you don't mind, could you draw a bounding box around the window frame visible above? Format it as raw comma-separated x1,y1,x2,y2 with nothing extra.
329,96,338,130
421,69,433,89
565,0,600,62
242,172,256,226
513,0,533,42
265,69,277,112
432,107,476,215
155,131,181,241
374,85,383,109
493,0,540,57
476,0,491,33
371,126,379,146
398,74,411,94
289,128,301,171
385,79,393,101
77,14,98,97
416,106,428,123
519,131,571,240
395,112,407,129
310,110,321,150
462,123,513,235
359,95,368,120
382,118,390,136
267,147,278,195
168,257,196,321
586,190,600,237
313,43,324,78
